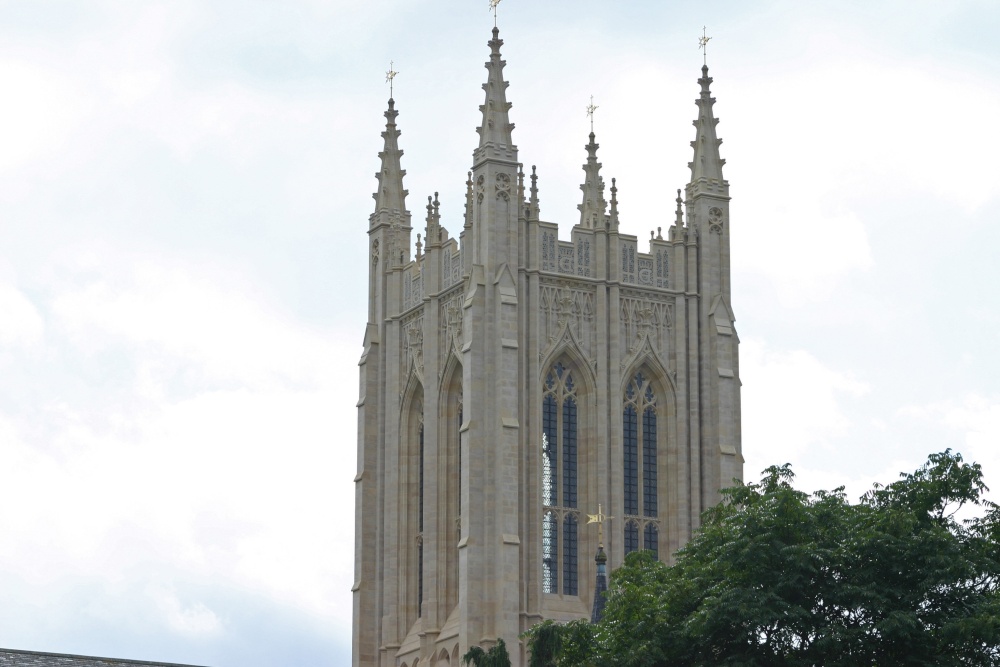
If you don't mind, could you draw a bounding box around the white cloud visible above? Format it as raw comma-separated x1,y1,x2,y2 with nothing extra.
0,282,44,348
0,248,357,654
741,338,870,471
150,585,223,638
898,394,1000,503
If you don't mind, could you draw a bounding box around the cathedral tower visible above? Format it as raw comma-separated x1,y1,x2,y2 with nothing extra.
353,27,742,667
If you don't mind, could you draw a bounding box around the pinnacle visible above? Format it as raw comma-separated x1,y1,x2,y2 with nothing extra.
688,64,727,186
578,131,607,228
475,26,516,153
372,97,409,220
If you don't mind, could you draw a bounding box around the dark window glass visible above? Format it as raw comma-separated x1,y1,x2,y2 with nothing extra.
563,514,578,596
643,407,657,517
644,522,659,559
625,520,639,554
563,396,577,508
542,395,557,507
624,405,638,515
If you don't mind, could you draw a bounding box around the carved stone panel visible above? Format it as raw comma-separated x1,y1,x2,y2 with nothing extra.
620,294,673,361
540,282,595,358
541,230,557,272
401,311,425,379
439,289,465,356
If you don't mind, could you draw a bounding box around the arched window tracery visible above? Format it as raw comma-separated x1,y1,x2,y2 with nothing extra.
623,371,659,560
541,361,580,595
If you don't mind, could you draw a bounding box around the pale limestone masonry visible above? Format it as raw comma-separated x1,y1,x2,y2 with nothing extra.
353,27,743,667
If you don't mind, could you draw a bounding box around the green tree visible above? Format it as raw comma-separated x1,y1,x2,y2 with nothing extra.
463,637,512,667
526,451,1000,667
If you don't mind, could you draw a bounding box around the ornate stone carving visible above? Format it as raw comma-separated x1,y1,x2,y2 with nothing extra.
401,312,424,378
708,206,724,234
540,282,595,357
495,172,511,201
620,296,673,358
476,174,486,204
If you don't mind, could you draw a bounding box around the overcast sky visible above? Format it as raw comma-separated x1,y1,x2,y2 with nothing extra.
1,1,998,666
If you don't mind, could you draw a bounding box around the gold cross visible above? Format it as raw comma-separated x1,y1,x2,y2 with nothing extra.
489,0,501,27
698,26,712,66
587,503,612,547
586,95,599,133
385,60,399,97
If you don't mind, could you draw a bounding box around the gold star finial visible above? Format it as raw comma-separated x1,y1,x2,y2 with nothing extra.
489,0,501,27
586,95,599,133
699,26,712,66
587,503,613,547
385,61,399,98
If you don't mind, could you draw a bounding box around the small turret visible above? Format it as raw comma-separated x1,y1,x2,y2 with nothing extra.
426,193,442,249
608,177,619,232
528,165,540,222
577,132,607,228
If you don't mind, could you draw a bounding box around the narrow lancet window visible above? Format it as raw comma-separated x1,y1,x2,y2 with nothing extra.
541,362,581,594
623,372,659,556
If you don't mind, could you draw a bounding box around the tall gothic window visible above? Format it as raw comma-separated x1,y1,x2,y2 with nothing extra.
541,362,579,595
417,420,424,616
623,372,658,560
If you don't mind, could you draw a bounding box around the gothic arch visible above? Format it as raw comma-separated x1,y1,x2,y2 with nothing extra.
538,350,596,599
618,354,677,561
437,351,463,617
436,647,451,667
620,338,675,400
538,328,596,392
399,375,425,628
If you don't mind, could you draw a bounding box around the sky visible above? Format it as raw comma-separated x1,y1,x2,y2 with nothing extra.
0,1,998,665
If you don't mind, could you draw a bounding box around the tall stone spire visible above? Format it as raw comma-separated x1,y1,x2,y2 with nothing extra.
577,132,607,228
687,65,727,190
475,27,517,160
371,98,409,223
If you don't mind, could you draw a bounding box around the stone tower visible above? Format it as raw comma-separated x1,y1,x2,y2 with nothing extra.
353,27,742,667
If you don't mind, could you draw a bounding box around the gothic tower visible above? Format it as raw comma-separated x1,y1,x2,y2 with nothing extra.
353,27,742,667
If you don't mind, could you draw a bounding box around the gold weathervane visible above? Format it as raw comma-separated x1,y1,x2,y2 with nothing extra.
386,61,399,97
698,26,712,66
489,0,501,27
587,504,612,548
586,95,599,133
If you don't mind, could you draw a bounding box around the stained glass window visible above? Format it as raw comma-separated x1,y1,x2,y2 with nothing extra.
623,372,659,556
542,510,557,594
541,361,580,595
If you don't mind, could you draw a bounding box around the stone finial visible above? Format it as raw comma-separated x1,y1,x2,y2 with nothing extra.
464,171,474,230
608,177,619,231
578,132,607,229
687,64,727,187
415,233,422,260
371,98,410,223
528,165,540,221
475,27,516,153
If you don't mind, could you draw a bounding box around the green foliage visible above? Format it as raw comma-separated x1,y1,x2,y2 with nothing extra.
525,451,1000,667
463,637,511,667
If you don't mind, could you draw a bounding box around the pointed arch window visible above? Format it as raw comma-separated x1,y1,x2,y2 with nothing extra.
541,362,580,595
417,419,425,616
623,372,659,558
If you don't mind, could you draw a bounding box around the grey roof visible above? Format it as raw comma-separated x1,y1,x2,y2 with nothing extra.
0,648,208,667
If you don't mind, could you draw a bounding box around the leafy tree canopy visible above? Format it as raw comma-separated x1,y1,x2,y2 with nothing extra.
463,637,512,667
524,451,1000,667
